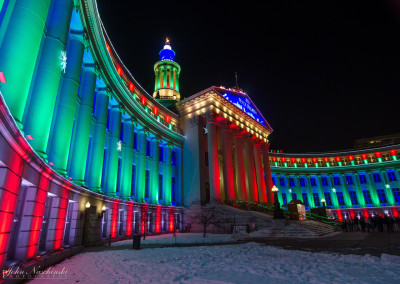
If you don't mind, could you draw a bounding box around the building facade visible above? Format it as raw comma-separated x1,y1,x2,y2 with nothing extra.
270,147,400,219
0,0,399,275
0,0,183,271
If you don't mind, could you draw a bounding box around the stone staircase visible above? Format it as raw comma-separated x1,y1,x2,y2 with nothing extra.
185,204,335,238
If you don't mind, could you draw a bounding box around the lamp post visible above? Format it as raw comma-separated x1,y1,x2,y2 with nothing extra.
272,185,285,219
321,198,326,208
82,201,91,246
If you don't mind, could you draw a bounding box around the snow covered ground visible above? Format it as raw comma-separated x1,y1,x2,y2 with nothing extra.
28,233,400,284
113,233,235,246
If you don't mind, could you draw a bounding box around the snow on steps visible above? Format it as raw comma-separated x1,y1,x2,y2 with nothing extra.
185,205,334,237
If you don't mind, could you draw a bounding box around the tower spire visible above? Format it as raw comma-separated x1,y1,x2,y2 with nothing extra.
235,72,239,89
153,38,181,108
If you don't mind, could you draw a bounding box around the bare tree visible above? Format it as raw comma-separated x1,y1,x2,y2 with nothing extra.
190,203,227,237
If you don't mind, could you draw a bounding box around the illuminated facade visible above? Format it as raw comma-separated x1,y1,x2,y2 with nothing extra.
270,147,400,219
0,0,399,275
0,0,183,271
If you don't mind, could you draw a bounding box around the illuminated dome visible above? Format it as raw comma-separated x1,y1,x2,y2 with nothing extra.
159,38,175,61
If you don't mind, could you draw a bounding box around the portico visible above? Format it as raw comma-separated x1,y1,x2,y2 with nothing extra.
177,87,273,206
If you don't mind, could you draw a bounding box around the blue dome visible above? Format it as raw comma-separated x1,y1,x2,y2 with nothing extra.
159,48,175,61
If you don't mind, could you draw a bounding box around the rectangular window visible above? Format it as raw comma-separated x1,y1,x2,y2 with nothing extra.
145,170,150,198
146,139,151,157
92,91,97,116
159,145,164,162
272,177,276,186
134,132,138,150
313,193,320,206
289,177,295,187
106,108,110,131
324,192,333,206
282,193,287,206
310,177,316,187
349,191,358,205
362,190,372,205
299,177,306,187
131,165,136,197
373,173,381,183
279,177,285,187
392,188,400,203
321,177,328,186
388,171,397,182
172,151,177,166
291,192,297,200
302,193,308,206
119,122,124,141
346,175,353,185
333,176,341,186
171,177,176,201
376,189,387,204
158,174,163,200
336,191,345,206
359,174,367,184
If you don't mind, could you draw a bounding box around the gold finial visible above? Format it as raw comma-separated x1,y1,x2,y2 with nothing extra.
166,37,170,43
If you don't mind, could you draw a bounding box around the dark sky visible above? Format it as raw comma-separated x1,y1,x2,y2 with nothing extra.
97,0,400,153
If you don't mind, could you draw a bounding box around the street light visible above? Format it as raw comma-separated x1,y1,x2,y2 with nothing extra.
85,201,91,209
321,198,326,208
271,185,285,219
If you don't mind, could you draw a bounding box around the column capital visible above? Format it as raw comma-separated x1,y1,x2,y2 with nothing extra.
124,117,138,126
220,120,233,130
69,31,84,43
231,126,245,137
167,142,175,150
189,115,204,128
204,110,219,124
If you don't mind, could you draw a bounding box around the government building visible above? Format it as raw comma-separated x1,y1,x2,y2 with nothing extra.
0,0,399,273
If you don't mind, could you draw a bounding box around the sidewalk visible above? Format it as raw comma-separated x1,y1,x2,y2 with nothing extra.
83,230,400,257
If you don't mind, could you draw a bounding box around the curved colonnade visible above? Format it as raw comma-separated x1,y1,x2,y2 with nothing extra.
270,146,400,219
0,0,183,271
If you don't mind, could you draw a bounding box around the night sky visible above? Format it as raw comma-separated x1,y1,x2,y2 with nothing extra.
97,0,400,153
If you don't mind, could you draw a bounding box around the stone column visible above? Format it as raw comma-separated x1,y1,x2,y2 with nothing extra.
0,167,23,270
261,143,274,204
163,143,173,205
381,171,395,206
14,174,50,260
205,111,221,202
340,174,352,207
233,129,247,201
366,172,381,207
254,141,268,204
305,176,315,208
135,128,148,203
86,88,109,192
329,175,339,208
243,136,258,202
119,119,135,200
150,136,160,204
104,106,122,197
48,32,85,175
68,65,97,185
0,0,52,129
220,122,235,202
24,0,74,160
353,173,366,207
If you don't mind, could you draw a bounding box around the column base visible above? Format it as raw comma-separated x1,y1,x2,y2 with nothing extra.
120,195,132,201
89,187,102,194
72,179,85,186
36,150,48,162
54,168,67,177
